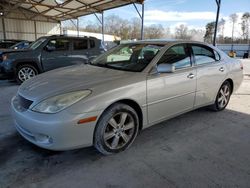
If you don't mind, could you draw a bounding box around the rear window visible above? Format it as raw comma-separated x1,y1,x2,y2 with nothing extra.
191,44,217,65
73,39,88,50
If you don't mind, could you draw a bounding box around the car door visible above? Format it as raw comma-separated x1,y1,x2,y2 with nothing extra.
71,38,89,64
147,44,196,124
191,44,227,107
41,38,72,71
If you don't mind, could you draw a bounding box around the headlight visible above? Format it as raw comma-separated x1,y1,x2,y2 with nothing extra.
32,90,91,114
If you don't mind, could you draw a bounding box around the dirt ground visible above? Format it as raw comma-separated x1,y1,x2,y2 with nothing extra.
0,60,250,188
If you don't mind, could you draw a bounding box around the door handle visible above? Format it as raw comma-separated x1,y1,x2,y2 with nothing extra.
187,73,195,79
219,67,224,72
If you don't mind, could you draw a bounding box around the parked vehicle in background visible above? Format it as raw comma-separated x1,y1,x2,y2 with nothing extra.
0,35,105,83
9,40,32,49
0,40,23,49
11,40,243,155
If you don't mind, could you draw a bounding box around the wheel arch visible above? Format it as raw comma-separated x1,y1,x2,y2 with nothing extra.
115,99,143,131
94,98,144,138
14,61,41,73
224,78,234,93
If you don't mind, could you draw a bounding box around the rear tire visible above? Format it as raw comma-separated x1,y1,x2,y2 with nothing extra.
94,103,139,155
16,64,38,84
210,81,232,111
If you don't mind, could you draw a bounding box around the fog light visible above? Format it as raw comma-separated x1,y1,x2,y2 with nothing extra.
34,134,53,144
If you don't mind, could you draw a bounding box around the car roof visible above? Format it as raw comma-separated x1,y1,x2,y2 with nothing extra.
123,39,210,46
44,35,99,40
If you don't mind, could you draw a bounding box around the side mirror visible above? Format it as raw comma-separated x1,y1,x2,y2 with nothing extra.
45,45,56,52
157,64,175,73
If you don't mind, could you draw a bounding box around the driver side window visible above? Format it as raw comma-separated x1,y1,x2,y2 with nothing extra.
157,44,191,70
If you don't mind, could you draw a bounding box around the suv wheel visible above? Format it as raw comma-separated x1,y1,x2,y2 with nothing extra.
16,64,38,84
94,103,139,155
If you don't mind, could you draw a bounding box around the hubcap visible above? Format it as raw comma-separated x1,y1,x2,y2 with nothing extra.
217,84,230,108
18,67,36,82
104,112,135,150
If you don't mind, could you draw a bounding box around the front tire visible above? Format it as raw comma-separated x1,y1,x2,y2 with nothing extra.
94,103,139,155
210,81,232,111
16,64,38,84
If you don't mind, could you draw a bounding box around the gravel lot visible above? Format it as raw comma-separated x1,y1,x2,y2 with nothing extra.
0,60,250,188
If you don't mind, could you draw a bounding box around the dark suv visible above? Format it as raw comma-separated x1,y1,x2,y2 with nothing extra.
0,35,105,83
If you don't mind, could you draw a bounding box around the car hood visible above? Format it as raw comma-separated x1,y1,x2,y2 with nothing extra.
18,64,138,101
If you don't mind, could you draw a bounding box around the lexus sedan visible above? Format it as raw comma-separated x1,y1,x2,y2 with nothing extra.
11,40,243,155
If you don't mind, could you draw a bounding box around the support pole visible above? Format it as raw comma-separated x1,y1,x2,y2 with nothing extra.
133,2,144,40
213,0,221,46
94,12,104,43
77,18,79,37
2,17,6,40
59,21,62,35
34,21,37,40
141,3,144,40
102,12,104,43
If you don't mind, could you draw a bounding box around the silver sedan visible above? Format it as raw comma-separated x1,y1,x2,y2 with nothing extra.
11,40,243,155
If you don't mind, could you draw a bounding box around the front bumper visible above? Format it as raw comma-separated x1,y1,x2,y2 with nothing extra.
0,64,14,79
11,98,102,151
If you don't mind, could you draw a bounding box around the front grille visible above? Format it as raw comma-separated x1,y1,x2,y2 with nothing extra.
17,95,33,109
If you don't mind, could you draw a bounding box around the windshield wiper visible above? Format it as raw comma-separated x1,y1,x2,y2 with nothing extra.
92,63,110,68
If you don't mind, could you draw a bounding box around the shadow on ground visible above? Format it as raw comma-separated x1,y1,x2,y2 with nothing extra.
1,107,250,188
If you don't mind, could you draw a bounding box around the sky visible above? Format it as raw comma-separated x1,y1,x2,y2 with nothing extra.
75,0,250,37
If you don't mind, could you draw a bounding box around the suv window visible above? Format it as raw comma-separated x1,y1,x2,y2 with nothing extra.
73,39,88,50
191,45,217,65
89,39,95,48
158,44,191,70
47,39,70,51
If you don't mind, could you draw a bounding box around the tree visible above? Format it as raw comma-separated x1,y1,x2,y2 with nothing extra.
218,18,226,38
175,24,190,40
241,12,250,41
164,27,172,38
230,13,238,49
188,29,205,42
204,22,215,43
144,24,164,39
84,21,101,33
129,17,141,40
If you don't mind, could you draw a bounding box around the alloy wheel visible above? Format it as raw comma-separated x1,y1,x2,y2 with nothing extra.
217,84,231,109
18,67,36,82
103,112,135,150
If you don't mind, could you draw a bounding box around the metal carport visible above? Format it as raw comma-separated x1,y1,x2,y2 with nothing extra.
0,0,144,41
0,0,221,45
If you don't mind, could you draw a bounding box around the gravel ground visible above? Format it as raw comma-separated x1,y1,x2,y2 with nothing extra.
0,60,250,188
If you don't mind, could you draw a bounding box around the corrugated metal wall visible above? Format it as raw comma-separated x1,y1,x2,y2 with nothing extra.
0,18,61,41
36,21,61,39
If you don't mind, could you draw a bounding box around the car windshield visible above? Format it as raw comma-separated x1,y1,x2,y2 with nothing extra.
91,43,163,72
29,37,47,50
